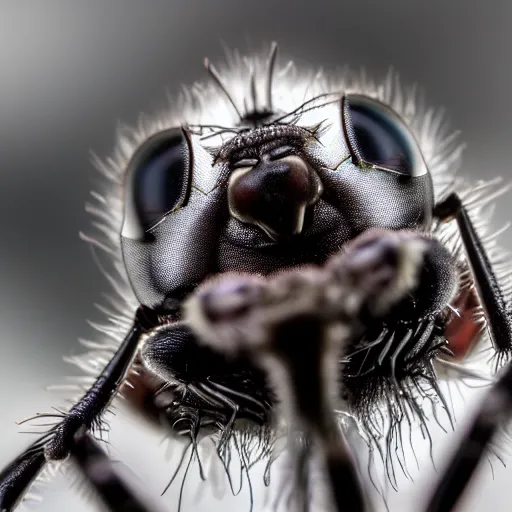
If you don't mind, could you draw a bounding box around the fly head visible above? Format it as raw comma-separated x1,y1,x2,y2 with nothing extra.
120,87,435,311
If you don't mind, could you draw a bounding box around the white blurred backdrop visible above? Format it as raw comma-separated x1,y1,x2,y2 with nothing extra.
1,1,511,511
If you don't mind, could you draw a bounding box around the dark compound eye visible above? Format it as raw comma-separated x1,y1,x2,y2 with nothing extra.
121,127,192,240
342,94,427,177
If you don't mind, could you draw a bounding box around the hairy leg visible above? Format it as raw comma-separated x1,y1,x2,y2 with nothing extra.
185,228,454,512
425,194,512,512
0,307,158,511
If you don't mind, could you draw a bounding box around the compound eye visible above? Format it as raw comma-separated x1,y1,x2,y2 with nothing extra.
342,94,427,177
122,128,192,240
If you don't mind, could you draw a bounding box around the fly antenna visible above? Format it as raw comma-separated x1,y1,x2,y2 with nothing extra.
265,41,278,111
250,66,258,113
204,57,243,119
243,56,258,113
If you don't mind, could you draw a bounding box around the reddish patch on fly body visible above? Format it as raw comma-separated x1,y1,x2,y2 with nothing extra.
444,287,482,359
120,358,167,425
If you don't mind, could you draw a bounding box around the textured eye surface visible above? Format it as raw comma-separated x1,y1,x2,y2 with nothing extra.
342,94,427,177
122,127,192,239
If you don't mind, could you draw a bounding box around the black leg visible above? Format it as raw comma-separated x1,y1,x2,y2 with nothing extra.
425,194,512,512
0,306,156,511
434,193,512,356
0,442,46,511
70,430,162,512
184,229,433,512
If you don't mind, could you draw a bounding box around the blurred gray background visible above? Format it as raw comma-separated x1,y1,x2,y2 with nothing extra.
1,1,511,511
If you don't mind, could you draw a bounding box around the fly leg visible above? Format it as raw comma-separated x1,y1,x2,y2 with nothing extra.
70,430,164,512
184,228,440,512
0,306,158,511
424,193,512,512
